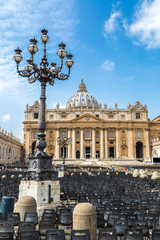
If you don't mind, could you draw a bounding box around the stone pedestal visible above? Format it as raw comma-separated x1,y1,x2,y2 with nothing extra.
19,180,60,216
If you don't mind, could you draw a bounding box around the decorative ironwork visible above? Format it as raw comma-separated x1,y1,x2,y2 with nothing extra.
57,136,71,171
14,29,74,180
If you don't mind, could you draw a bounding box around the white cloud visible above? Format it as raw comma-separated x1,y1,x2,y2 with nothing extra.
2,114,10,122
0,0,77,98
104,11,121,37
126,0,160,49
101,59,115,71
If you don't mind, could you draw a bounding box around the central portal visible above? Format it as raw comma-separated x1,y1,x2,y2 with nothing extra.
85,147,91,159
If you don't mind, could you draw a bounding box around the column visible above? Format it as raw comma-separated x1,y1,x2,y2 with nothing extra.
55,128,60,159
105,128,108,159
68,128,71,159
116,128,119,159
80,128,84,159
100,128,104,159
25,129,30,162
145,128,150,160
92,128,96,159
72,128,76,159
128,128,134,159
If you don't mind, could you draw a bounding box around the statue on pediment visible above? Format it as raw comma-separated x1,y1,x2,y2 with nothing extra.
131,100,146,111
56,103,59,109
31,101,40,110
128,103,131,109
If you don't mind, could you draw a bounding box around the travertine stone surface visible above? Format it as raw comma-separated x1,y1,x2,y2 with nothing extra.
19,180,60,205
73,203,97,240
16,196,37,221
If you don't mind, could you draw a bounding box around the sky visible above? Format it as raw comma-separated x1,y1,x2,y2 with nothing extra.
1,0,160,142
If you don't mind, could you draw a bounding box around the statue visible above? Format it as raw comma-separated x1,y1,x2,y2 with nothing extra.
56,103,59,109
128,103,131,109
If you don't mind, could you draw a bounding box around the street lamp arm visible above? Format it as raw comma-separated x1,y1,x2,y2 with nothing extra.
57,72,70,81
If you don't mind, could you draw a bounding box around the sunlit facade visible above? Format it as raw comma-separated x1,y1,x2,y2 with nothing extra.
23,79,160,162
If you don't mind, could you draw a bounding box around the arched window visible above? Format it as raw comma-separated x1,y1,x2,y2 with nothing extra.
86,130,90,138
76,131,80,138
9,147,12,153
109,130,113,138
34,131,38,139
76,151,80,159
137,131,141,138
96,131,99,138
122,130,125,138
62,130,66,138
3,147,4,159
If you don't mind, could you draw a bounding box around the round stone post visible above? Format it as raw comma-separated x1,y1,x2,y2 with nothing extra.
73,203,97,240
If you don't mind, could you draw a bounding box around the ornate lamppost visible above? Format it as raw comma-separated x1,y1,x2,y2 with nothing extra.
14,29,74,181
57,136,71,171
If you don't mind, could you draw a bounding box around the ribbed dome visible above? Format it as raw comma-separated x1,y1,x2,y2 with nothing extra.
66,79,99,109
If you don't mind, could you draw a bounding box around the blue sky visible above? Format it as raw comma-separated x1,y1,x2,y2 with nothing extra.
1,0,160,141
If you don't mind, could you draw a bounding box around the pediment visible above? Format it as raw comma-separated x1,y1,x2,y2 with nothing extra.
131,101,147,111
71,114,104,122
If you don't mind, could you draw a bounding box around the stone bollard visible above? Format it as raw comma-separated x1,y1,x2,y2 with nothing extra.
151,171,160,180
15,196,37,221
73,203,97,240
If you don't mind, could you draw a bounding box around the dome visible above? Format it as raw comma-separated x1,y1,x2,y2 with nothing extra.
66,79,99,109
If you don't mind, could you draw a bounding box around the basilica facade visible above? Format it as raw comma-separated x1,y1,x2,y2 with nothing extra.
23,79,160,162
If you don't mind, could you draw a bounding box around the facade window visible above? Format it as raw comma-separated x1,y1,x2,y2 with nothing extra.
9,147,12,153
86,130,90,138
96,141,99,144
137,131,141,138
76,131,80,138
109,114,113,119
121,115,125,120
34,131,38,139
34,113,38,119
96,131,99,138
50,131,53,139
136,113,140,119
122,130,125,138
109,130,113,138
76,115,80,118
96,115,99,118
50,115,53,119
61,114,66,119
62,130,66,138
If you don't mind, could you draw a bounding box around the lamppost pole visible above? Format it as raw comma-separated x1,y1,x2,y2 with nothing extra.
14,29,74,180
57,136,71,171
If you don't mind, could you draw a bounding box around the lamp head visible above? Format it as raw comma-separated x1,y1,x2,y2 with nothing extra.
65,53,74,68
57,42,67,58
28,38,38,54
41,29,49,44
14,47,23,64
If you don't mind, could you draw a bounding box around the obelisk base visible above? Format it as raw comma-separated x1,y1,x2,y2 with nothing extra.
18,179,60,216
